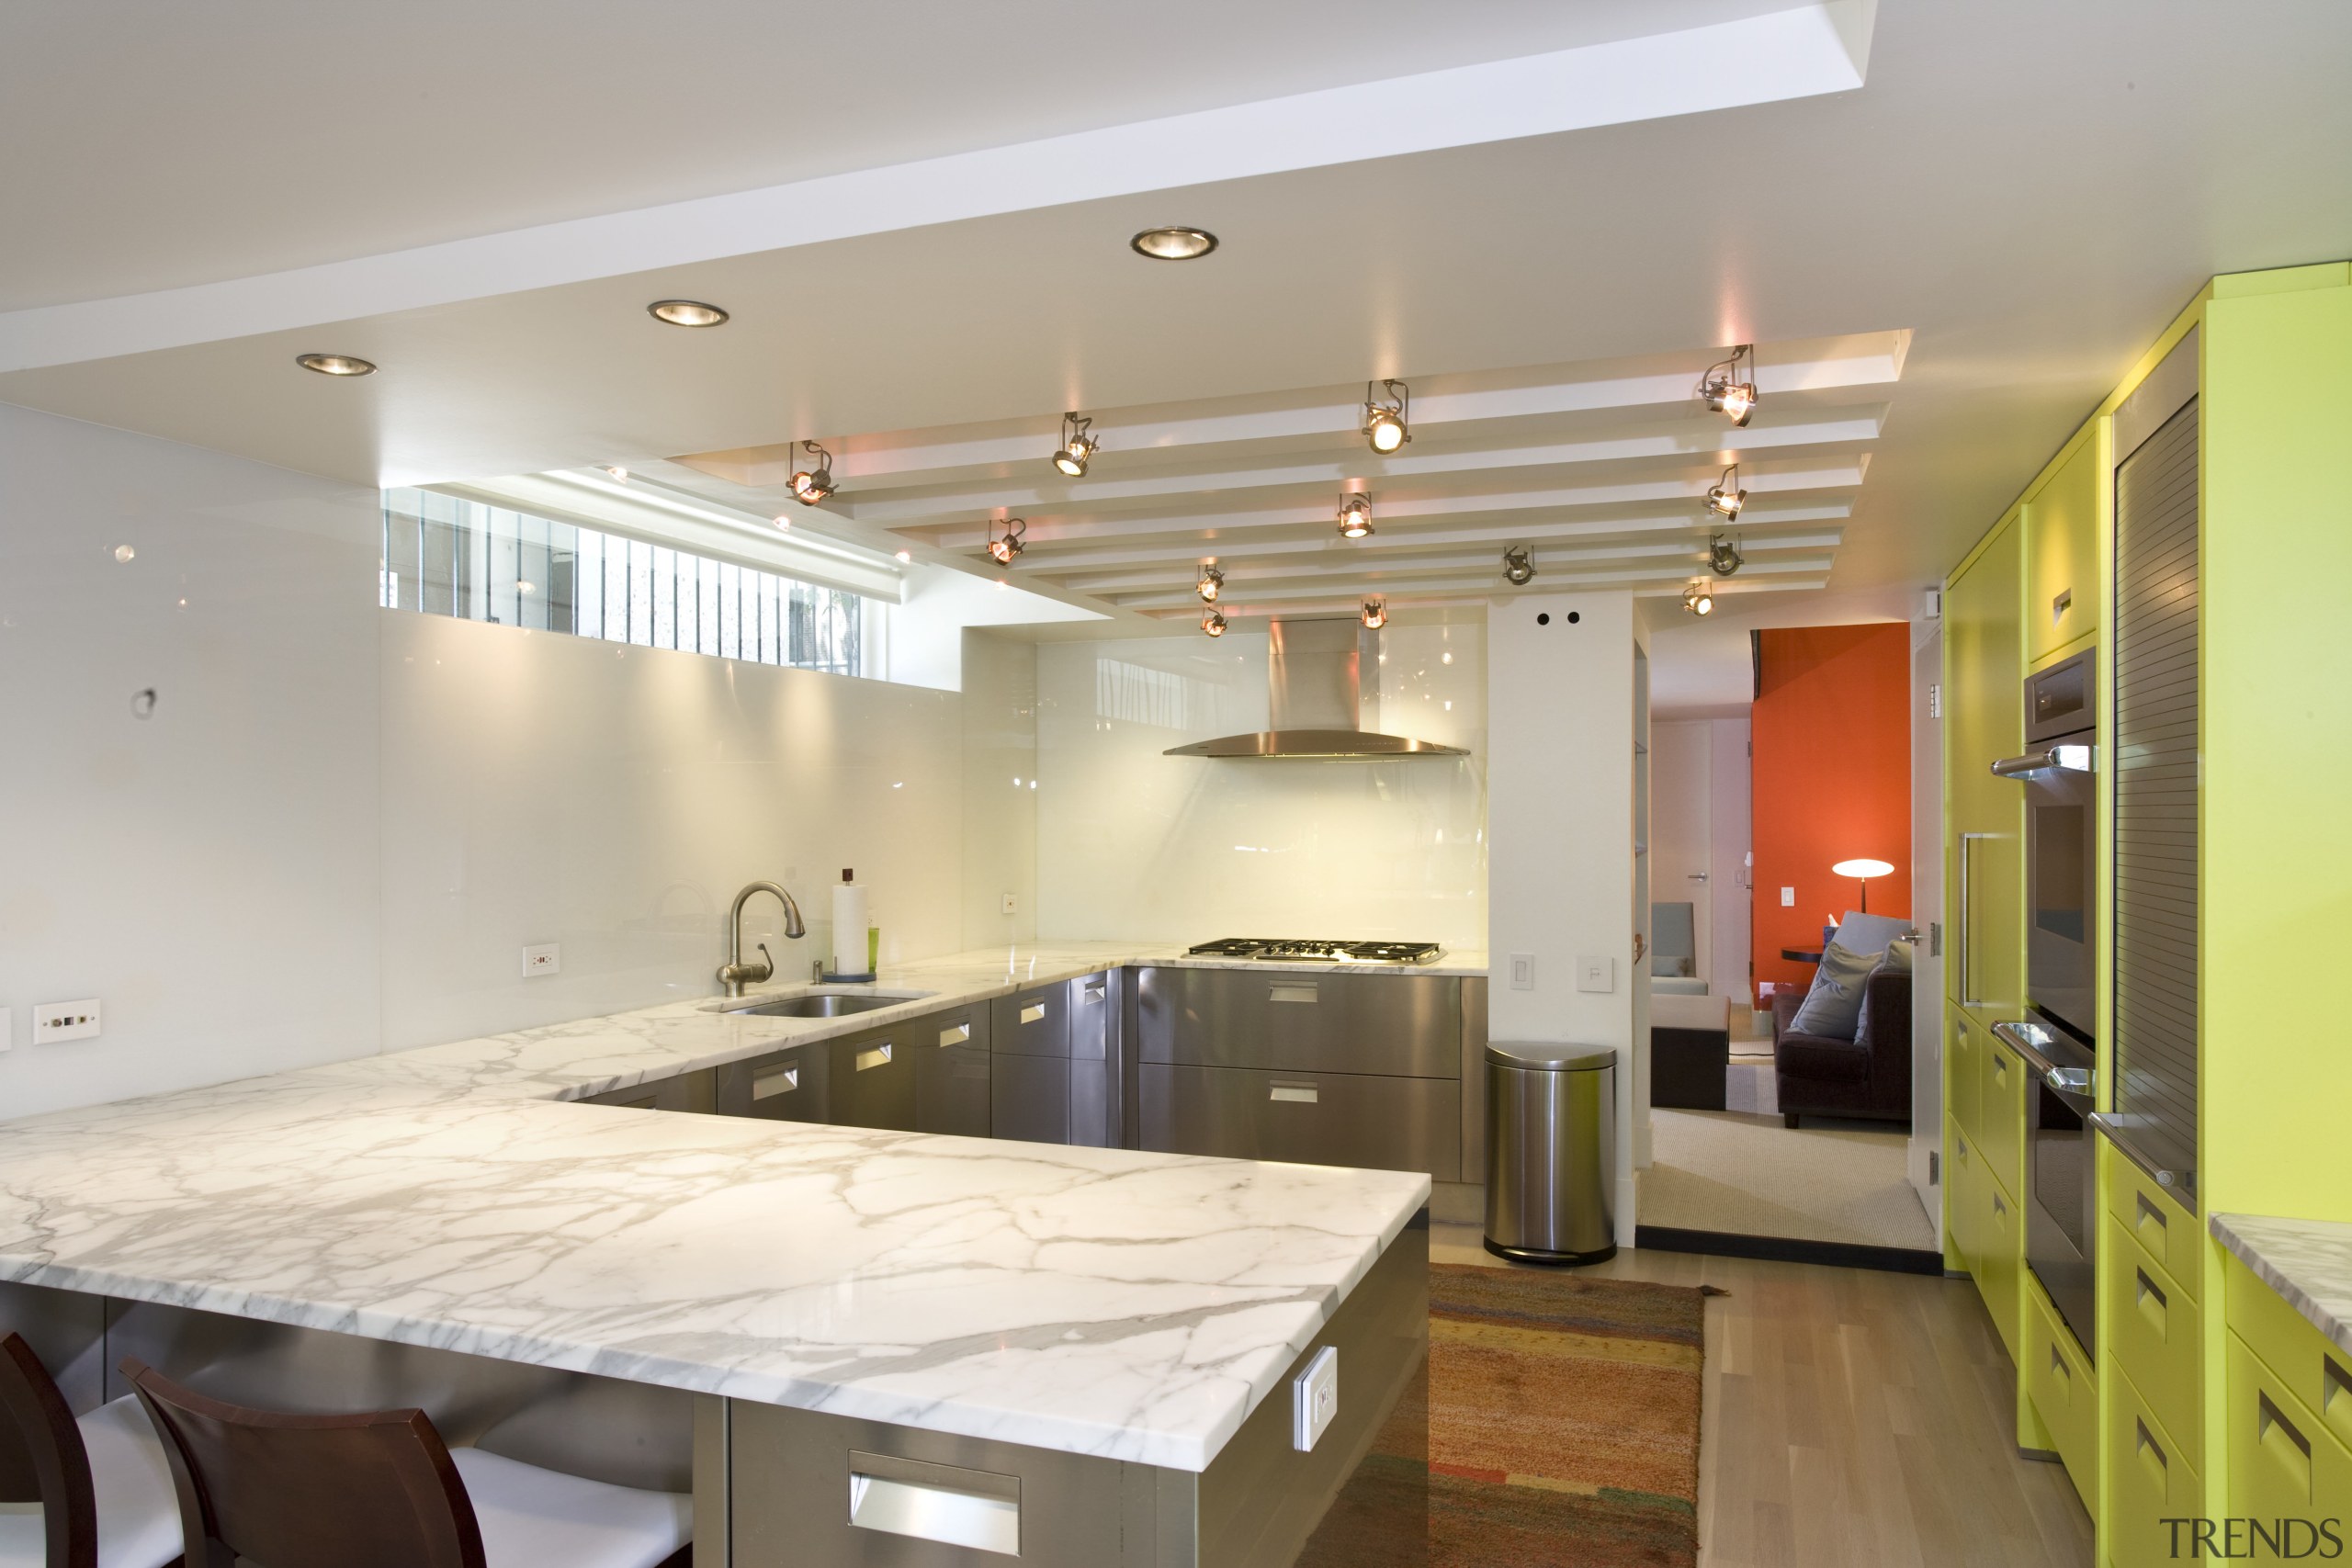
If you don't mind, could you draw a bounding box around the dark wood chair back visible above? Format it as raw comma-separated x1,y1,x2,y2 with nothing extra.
0,1331,98,1568
120,1356,486,1568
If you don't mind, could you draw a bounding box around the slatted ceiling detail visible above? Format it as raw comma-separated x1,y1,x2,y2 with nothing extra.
2112,396,2200,1197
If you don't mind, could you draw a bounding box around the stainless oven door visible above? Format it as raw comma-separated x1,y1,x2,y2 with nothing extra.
1995,733,2097,1041
1997,1020,2098,1357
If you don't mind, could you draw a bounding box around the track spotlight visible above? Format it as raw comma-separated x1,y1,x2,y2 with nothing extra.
1501,545,1537,587
1196,566,1224,604
647,299,729,328
1202,607,1227,637
1362,379,1410,454
1683,581,1716,616
986,516,1028,565
1337,493,1375,539
1698,344,1758,426
296,353,376,377
1705,463,1747,521
1708,534,1746,577
787,442,836,505
1052,412,1099,477
1361,596,1388,630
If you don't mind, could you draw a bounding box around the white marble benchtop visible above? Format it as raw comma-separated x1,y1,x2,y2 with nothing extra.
0,942,1450,1472
2211,1213,2352,1357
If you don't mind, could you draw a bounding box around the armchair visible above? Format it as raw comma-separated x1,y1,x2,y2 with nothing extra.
1772,965,1912,1129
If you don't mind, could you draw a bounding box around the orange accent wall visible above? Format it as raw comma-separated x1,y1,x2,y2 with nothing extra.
1750,624,1912,994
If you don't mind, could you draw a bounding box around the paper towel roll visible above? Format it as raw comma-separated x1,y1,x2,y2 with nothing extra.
831,874,869,975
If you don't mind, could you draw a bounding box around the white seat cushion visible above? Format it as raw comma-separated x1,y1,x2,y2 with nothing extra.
0,1395,182,1568
451,1447,689,1568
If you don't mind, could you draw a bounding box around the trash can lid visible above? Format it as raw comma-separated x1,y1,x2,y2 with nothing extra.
1486,1041,1617,1072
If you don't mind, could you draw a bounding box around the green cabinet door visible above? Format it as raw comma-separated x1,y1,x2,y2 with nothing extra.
2026,431,2101,665
1944,511,2025,1027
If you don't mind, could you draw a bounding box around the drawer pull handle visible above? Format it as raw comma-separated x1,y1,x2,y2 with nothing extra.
1992,1192,2007,1218
1020,1002,1047,1024
752,1065,799,1100
847,1450,1020,1556
1081,982,1107,1001
856,1043,893,1073
2259,1392,2314,1500
2135,1191,2168,1237
2136,1418,2167,1477
1270,1083,1319,1104
939,1023,970,1047
2326,1356,2352,1422
2048,1346,2069,1382
1269,983,1319,1005
2135,1269,2168,1336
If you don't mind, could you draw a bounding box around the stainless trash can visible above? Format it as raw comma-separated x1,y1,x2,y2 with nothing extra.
1484,1043,1617,1265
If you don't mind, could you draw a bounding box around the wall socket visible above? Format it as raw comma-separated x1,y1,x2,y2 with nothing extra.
1001,893,1018,915
522,943,561,977
33,999,101,1043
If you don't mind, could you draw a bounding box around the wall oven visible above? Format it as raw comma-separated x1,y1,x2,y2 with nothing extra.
1992,647,2098,1354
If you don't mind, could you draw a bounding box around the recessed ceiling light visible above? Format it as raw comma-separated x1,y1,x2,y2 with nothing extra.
1337,493,1374,539
1362,379,1409,453
600,465,629,482
296,353,375,377
1052,412,1098,476
773,515,792,531
895,549,912,562
647,299,729,328
1131,226,1218,261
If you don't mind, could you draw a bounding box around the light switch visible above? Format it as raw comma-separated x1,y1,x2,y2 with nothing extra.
1293,1346,1340,1452
1508,953,1534,990
523,943,561,977
1781,886,1796,907
1577,956,1614,993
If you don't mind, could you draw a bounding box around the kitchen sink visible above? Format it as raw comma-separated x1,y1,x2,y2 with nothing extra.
728,991,925,1019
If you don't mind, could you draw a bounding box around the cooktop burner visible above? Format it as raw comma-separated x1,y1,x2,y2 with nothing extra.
1186,938,1443,964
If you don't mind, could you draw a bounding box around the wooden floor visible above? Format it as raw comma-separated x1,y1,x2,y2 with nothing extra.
1429,1224,2096,1567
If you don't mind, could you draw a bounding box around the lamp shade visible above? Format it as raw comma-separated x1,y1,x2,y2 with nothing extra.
1831,858,1895,879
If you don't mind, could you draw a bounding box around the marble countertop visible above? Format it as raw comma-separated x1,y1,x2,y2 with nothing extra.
0,942,1445,1472
2211,1213,2352,1357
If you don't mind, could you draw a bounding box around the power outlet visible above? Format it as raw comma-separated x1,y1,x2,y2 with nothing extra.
1292,1346,1340,1452
523,943,561,977
1001,893,1018,915
33,999,101,1043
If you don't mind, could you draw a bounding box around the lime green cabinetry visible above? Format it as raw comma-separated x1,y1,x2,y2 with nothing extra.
2025,432,2101,667
2104,1136,2202,1304
2107,1360,2202,1568
2026,1277,2100,1515
2105,1212,2202,1450
1942,513,2023,1029
2226,1331,2352,1539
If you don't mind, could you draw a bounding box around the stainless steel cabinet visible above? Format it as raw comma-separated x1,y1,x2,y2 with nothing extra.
914,1006,991,1137
992,1052,1070,1144
1135,967,1460,1078
990,973,1116,1148
829,1025,916,1131
1136,1063,1460,1178
715,1043,830,1124
992,983,1070,1059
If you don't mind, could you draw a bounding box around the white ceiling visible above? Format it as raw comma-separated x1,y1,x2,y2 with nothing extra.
3,0,2348,626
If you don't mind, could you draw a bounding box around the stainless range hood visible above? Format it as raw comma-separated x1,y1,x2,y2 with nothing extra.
1164,617,1466,759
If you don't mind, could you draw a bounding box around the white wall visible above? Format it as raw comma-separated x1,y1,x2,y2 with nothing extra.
1031,620,1487,951
1486,591,1639,1244
377,613,968,1049
961,630,1038,951
1705,716,1753,1006
0,403,383,1119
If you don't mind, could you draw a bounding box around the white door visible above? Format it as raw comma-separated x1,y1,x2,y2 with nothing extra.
1647,721,1713,988
1908,623,1946,1235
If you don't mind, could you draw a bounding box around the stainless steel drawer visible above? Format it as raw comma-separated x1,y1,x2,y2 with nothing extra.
1136,966,1460,1078
915,1008,989,1137
992,1052,1069,1145
1067,973,1111,1062
1137,1062,1459,1179
831,1025,917,1131
715,1044,830,1122
992,985,1069,1059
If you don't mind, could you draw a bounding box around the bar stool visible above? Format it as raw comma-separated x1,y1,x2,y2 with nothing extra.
0,1332,182,1568
119,1359,690,1568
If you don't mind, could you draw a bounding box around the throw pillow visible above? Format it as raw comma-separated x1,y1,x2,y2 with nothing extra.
1788,939,1878,1041
1826,911,1908,961
1877,938,1916,973
1854,948,1912,1041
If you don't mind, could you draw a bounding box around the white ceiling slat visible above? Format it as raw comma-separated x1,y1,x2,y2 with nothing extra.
1135,572,1837,619
1114,557,1838,611
1069,532,1846,596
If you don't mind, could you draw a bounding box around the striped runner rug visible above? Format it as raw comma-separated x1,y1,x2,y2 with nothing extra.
1428,1263,1710,1566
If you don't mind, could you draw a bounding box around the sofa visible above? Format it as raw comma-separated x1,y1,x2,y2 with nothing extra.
1772,965,1912,1129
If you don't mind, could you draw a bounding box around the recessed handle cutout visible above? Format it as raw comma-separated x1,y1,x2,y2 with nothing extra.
1019,1002,1046,1024
855,1043,892,1072
752,1065,799,1100
847,1450,1020,1556
1269,983,1319,1005
938,1023,970,1047
1270,1083,1319,1104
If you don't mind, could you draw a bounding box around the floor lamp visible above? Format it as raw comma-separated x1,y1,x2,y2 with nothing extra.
1832,858,1895,913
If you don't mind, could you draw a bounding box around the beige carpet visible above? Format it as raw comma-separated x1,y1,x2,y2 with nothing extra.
1640,1107,1936,1252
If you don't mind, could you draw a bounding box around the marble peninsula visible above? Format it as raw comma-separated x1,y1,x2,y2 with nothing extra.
0,944,1437,1566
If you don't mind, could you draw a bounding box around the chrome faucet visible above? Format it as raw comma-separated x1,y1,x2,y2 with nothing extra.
718,880,807,998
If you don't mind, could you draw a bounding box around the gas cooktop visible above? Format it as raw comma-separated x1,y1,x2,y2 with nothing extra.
1185,938,1444,965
